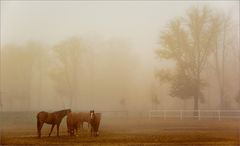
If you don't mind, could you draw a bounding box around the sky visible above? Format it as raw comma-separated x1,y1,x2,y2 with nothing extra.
1,0,239,74
1,1,239,48
0,1,239,111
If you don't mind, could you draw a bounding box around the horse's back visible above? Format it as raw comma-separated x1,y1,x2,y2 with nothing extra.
67,112,101,124
37,111,48,119
37,111,56,124
67,112,80,123
76,112,89,122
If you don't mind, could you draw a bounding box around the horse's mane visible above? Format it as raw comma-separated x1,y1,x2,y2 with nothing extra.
52,109,71,115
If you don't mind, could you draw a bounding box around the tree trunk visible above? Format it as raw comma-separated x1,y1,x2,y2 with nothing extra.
194,39,200,118
194,95,199,116
0,92,2,111
220,87,225,110
193,69,200,118
238,43,240,108
193,82,199,118
215,41,225,110
220,23,226,110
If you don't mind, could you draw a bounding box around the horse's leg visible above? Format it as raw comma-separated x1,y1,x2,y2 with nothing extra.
76,123,79,135
75,126,78,136
80,122,83,131
91,127,93,136
38,122,44,138
48,124,55,137
67,121,70,135
57,123,60,136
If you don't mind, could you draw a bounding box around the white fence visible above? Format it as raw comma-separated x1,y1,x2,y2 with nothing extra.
149,110,240,120
100,110,240,119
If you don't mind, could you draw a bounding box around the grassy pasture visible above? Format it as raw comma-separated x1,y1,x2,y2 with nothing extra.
1,112,240,145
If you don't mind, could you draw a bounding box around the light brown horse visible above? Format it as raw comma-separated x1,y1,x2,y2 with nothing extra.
37,109,71,138
89,110,101,137
67,111,101,136
66,112,93,136
78,112,91,129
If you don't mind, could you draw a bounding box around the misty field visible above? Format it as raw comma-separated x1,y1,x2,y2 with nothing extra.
1,112,240,145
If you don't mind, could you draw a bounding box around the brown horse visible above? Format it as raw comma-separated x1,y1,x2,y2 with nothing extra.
66,112,95,136
78,112,91,129
89,110,101,137
37,109,71,138
66,112,81,136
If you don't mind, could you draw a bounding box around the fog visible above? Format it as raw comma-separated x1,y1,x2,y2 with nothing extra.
0,1,239,112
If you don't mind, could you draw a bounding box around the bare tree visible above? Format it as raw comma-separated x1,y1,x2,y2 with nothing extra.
1,42,43,111
156,6,221,116
0,44,2,111
212,12,235,110
235,21,240,106
50,37,85,108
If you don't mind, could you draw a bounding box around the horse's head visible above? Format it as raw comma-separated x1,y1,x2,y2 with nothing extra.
90,110,95,120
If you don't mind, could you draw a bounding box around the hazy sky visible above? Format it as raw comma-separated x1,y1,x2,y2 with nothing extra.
1,0,239,75
1,1,239,48
0,1,239,111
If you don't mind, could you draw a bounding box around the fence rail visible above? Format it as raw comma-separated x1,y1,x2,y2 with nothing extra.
149,110,240,120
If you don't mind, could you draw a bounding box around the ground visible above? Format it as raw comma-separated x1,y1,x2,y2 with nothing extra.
1,112,240,145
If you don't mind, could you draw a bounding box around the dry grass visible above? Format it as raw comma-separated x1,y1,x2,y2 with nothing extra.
1,114,240,145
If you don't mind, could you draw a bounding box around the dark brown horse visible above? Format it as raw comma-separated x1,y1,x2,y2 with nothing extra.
89,110,101,137
37,109,71,138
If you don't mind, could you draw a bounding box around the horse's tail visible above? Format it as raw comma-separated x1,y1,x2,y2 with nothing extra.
37,116,40,131
37,113,41,138
66,114,70,134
